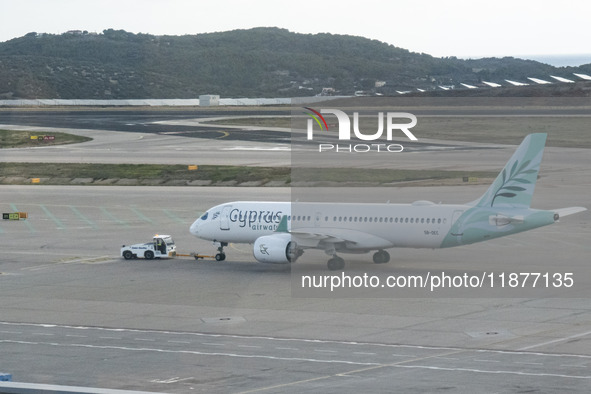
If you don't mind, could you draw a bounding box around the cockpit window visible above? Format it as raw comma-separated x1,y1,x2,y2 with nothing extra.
200,212,208,220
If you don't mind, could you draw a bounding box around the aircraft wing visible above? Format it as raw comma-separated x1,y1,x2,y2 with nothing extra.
290,227,393,250
290,230,347,243
275,215,393,250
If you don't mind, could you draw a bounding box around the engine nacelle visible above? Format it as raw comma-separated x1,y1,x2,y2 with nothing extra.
253,233,297,264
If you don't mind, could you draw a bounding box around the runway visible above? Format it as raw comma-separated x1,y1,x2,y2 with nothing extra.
1,107,590,173
0,108,446,168
0,107,590,392
0,114,293,166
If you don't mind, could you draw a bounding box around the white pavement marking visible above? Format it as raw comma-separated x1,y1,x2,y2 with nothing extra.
0,340,382,367
395,364,591,380
518,330,591,351
151,377,195,384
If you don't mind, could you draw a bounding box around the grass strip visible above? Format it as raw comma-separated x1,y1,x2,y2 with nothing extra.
0,162,495,186
0,129,91,148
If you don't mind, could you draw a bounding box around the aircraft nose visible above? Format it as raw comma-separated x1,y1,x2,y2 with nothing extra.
189,219,200,236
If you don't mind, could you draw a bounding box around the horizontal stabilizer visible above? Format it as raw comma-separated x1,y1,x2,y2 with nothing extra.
489,214,524,226
553,207,587,219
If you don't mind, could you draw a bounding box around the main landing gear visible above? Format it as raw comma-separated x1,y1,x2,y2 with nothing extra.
215,241,227,261
327,255,345,271
326,250,391,270
372,250,390,264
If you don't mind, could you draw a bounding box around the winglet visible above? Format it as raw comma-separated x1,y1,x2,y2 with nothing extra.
475,133,547,208
275,215,289,233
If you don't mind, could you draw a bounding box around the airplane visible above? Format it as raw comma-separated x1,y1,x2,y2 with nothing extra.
189,133,586,270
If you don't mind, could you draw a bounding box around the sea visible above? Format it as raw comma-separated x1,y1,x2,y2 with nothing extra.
518,54,591,67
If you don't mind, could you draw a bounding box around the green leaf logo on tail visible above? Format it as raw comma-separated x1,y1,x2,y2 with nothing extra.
475,133,547,208
490,158,538,207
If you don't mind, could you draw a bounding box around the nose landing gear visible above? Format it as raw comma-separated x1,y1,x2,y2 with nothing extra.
215,241,228,261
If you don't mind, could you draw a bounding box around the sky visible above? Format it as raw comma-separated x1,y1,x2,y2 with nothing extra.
1,0,591,64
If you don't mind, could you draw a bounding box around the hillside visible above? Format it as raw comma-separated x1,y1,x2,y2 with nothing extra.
0,27,589,99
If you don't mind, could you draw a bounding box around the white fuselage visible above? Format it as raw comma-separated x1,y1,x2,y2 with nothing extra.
190,200,466,251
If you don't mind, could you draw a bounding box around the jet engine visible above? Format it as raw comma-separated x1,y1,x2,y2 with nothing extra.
253,233,298,264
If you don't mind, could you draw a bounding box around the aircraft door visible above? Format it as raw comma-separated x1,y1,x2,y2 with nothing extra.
314,211,322,227
450,210,464,242
220,205,232,230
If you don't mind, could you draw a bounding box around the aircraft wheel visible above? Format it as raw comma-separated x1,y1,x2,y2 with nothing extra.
327,256,345,271
144,250,154,260
215,253,226,261
373,250,390,264
122,250,133,260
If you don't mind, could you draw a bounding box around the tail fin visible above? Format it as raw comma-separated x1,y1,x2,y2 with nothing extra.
474,133,547,208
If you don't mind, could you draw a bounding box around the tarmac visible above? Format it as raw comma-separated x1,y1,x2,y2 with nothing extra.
0,108,590,393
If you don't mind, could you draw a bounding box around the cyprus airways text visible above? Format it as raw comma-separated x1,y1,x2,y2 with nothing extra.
229,209,284,229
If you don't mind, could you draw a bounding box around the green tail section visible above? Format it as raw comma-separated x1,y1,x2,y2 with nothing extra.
475,133,547,208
